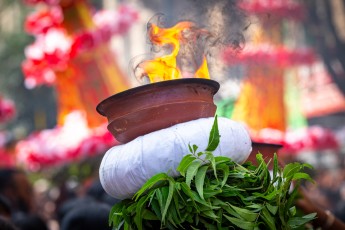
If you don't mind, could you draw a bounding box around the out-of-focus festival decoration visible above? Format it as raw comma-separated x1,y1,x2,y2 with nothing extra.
2,0,344,169
16,111,116,170
219,0,342,156
15,0,138,169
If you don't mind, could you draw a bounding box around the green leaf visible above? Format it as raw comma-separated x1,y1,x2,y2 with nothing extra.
188,144,193,154
188,143,199,154
161,179,175,223
206,115,220,151
142,209,159,220
215,156,232,165
203,188,223,199
205,152,217,179
285,185,300,216
289,206,296,216
195,165,208,200
227,203,259,222
150,199,162,219
261,207,276,230
199,216,219,229
247,204,263,212
273,153,278,182
211,198,226,207
283,163,303,180
287,213,317,228
193,144,198,153
292,172,313,182
201,210,220,222
186,160,203,187
255,153,265,166
222,204,242,219
191,191,216,208
177,154,197,177
109,202,125,228
155,188,164,213
134,173,168,200
266,204,278,215
168,200,182,227
134,195,151,230
217,163,229,187
180,182,198,208
223,214,257,230
253,190,279,201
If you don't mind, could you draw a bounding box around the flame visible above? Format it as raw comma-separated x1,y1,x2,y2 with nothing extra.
139,21,210,83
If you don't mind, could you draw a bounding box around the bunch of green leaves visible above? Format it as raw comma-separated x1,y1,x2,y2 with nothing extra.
109,116,316,229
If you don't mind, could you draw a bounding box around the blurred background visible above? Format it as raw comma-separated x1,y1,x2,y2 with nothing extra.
0,0,345,229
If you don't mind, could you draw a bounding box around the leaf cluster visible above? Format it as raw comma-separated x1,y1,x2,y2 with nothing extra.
109,117,316,229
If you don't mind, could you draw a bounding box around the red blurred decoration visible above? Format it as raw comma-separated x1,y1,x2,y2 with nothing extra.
0,148,15,168
281,126,340,154
18,0,138,168
22,4,138,87
239,0,305,20
251,126,340,155
16,112,117,170
0,98,16,167
0,96,16,124
25,7,63,35
223,45,316,68
24,0,60,5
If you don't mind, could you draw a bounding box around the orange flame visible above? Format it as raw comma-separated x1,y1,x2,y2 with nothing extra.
139,22,210,83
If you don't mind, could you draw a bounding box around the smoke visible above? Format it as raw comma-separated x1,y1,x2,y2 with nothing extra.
183,0,247,53
131,0,248,82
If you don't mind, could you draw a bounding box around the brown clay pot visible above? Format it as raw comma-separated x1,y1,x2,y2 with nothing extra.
96,78,220,143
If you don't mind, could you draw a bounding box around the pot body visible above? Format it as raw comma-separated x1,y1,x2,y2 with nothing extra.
96,79,220,143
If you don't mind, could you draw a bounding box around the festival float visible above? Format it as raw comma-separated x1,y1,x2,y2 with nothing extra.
17,0,138,169
219,0,322,163
97,18,315,229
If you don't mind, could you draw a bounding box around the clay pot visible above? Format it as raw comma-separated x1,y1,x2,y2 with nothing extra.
96,78,220,143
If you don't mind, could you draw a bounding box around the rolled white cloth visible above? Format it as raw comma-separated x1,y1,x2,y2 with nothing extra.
99,117,252,200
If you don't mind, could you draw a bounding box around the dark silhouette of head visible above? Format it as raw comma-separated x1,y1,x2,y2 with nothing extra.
0,216,18,230
0,194,12,218
86,179,120,206
57,196,95,222
11,212,48,230
0,168,33,213
60,202,111,230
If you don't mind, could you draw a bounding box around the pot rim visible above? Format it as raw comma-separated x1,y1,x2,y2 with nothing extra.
252,141,283,148
96,78,220,116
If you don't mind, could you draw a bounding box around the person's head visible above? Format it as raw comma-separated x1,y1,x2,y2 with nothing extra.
60,202,111,230
0,195,12,218
0,216,18,230
11,212,48,230
86,179,120,206
0,168,33,213
56,196,95,222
